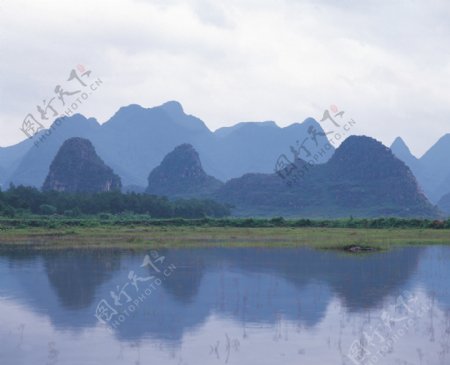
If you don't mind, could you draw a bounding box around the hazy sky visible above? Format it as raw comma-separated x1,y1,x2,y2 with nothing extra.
1,0,449,156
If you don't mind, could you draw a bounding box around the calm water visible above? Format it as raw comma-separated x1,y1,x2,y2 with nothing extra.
1,245,450,365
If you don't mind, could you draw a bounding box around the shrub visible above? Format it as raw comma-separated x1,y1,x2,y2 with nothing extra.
1,206,16,218
98,213,112,220
270,217,286,226
39,204,57,215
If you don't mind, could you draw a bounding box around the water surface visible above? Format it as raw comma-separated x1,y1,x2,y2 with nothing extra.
1,245,449,364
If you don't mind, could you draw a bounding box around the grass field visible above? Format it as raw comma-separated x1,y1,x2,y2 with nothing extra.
1,224,450,251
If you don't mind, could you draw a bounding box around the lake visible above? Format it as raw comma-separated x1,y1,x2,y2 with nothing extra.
1,245,449,364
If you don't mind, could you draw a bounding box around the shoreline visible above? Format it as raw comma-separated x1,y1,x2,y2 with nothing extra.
1,225,450,250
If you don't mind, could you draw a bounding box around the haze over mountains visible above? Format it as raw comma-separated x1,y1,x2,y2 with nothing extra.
0,101,332,190
212,136,437,217
1,101,449,218
391,136,450,203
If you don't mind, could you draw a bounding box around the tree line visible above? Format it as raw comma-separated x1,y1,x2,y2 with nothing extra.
0,185,230,218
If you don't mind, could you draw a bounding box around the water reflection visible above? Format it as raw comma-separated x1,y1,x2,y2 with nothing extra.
0,245,449,364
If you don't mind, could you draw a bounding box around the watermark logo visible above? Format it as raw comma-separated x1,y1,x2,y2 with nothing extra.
94,250,176,331
209,333,241,363
274,105,357,187
347,291,431,365
20,65,103,148
47,341,59,365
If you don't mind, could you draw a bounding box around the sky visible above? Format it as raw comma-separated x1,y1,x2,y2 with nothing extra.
0,0,449,157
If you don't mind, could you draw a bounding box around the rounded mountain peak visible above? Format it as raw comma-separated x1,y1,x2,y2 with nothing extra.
328,135,411,180
42,137,121,193
146,143,222,197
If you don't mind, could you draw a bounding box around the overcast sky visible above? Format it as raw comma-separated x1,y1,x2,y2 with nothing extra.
1,0,449,156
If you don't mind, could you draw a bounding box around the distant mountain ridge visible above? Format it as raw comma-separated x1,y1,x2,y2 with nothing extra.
1,101,446,217
437,193,450,215
391,135,450,202
390,137,420,172
0,101,333,189
214,136,438,217
4,114,101,190
144,137,438,218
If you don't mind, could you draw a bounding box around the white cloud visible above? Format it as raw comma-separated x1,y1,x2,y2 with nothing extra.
0,0,449,156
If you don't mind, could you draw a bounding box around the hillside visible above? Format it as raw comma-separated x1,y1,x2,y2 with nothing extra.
391,135,450,202
42,137,121,193
146,144,223,198
215,136,439,218
437,193,450,216
1,102,332,188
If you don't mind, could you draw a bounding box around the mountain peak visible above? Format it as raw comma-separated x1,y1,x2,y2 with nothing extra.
215,134,437,217
174,143,195,152
42,137,121,193
391,137,413,155
328,135,409,180
161,100,184,114
146,143,222,197
332,135,385,156
303,117,319,125
167,143,201,168
392,136,406,147
150,143,204,178
284,117,321,131
47,113,100,129
390,136,418,174
112,104,145,118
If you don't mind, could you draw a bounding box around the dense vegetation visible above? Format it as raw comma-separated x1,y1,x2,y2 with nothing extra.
0,185,230,219
147,143,223,197
215,136,439,218
42,137,122,193
0,212,449,230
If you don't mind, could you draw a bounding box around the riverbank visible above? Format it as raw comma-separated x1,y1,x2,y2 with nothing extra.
1,223,450,250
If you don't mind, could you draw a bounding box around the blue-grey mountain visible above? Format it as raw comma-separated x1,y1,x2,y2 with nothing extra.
146,144,223,198
214,136,438,217
0,102,332,190
391,135,450,203
42,137,121,193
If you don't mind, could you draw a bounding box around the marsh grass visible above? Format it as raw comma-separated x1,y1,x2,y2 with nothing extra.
1,224,450,251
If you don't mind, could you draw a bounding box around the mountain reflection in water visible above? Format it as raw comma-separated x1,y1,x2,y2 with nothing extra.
1,246,449,365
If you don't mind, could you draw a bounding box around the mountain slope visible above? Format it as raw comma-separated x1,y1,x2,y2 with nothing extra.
437,193,450,216
4,102,332,188
215,136,438,218
206,117,333,180
146,144,223,198
42,137,121,193
94,101,213,186
0,138,37,189
419,134,450,201
391,134,450,202
390,137,419,172
6,114,101,188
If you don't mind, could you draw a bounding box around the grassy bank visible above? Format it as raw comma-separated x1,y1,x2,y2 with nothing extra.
1,217,450,250
1,215,450,229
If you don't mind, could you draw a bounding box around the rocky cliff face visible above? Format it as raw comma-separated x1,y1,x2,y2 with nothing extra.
146,144,223,198
42,137,121,193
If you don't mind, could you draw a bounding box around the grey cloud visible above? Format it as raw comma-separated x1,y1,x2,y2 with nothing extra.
0,0,449,156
